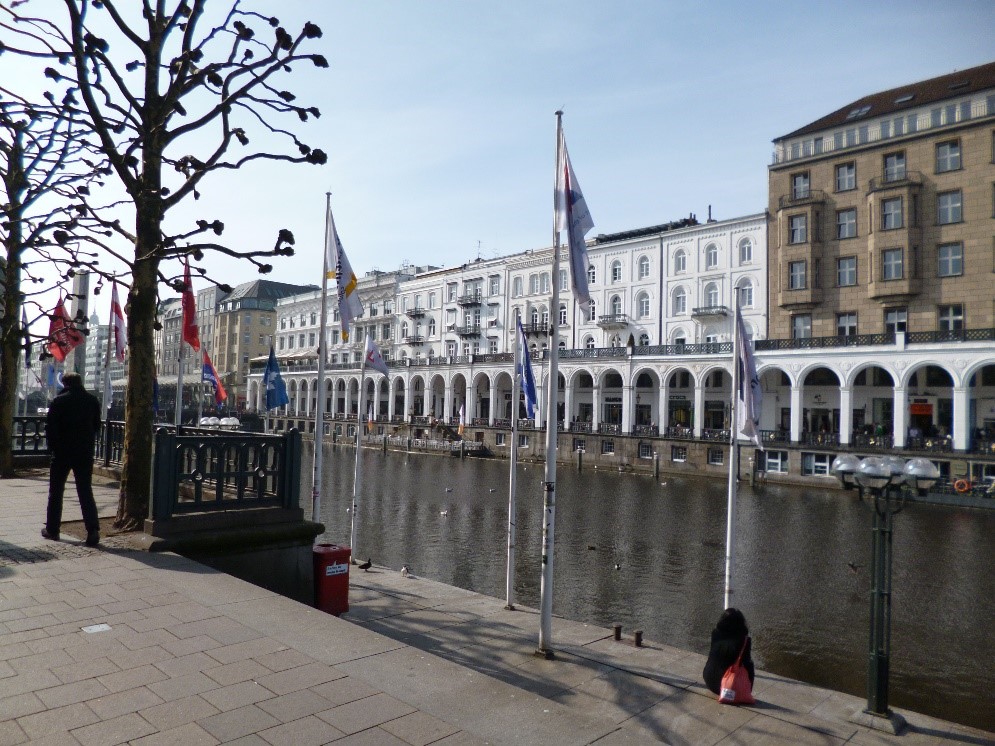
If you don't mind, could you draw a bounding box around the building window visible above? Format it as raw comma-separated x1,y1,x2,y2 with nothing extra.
835,162,856,192
559,304,567,325
791,313,812,339
936,141,961,173
495,432,506,446
802,452,833,476
673,287,687,315
707,447,724,466
587,265,596,285
705,283,719,307
705,243,719,268
884,307,907,334
588,301,596,322
884,151,906,182
540,273,550,293
762,450,789,474
637,293,650,319
789,260,807,290
739,238,753,264
882,248,903,280
836,312,857,336
638,442,654,459
836,208,857,239
789,215,807,244
601,439,615,455
837,256,857,286
937,190,962,224
791,172,810,199
738,282,753,308
882,197,903,229
611,260,622,283
938,304,964,331
638,256,651,279
937,242,963,277
671,445,687,463
792,314,812,339
610,295,622,316
489,276,500,295
528,274,538,295
517,434,529,448
572,438,586,453
512,277,523,297
584,336,595,349
674,249,687,273
639,333,650,346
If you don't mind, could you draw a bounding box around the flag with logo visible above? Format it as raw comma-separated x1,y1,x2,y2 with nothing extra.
458,402,465,436
364,333,390,376
325,203,363,341
555,123,595,306
46,297,84,362
517,317,538,419
110,282,127,362
181,258,200,351
735,307,762,448
263,346,289,410
202,349,228,404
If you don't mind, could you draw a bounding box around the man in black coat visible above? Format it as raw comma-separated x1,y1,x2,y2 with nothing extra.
43,372,102,547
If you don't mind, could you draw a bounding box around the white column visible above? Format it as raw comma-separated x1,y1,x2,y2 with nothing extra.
952,386,969,452
444,381,453,425
622,385,633,434
487,377,496,426
839,387,852,446
789,385,803,443
892,386,907,449
693,382,705,438
404,377,412,422
562,379,573,428
466,379,476,423
387,379,395,421
659,379,669,433
591,384,601,431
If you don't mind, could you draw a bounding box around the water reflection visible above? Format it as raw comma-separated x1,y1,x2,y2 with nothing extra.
305,442,995,732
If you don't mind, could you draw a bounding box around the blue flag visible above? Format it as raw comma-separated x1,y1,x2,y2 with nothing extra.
517,317,538,419
263,347,289,410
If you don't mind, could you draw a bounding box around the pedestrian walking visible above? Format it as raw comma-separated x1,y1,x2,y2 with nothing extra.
42,372,101,547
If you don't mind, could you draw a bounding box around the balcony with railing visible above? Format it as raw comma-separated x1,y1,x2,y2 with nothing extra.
755,333,894,351
691,305,729,318
404,307,426,318
868,170,923,193
402,335,425,345
597,314,629,329
455,324,481,337
521,321,550,336
777,188,826,210
456,292,482,307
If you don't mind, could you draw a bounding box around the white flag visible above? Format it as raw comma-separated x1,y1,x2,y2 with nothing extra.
325,202,363,341
110,282,127,363
363,333,390,376
458,402,465,436
555,124,594,307
735,308,762,448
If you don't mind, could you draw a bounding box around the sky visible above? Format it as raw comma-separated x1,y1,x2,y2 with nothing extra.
9,0,995,322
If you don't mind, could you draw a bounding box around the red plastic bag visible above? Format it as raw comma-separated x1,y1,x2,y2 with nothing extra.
718,637,755,705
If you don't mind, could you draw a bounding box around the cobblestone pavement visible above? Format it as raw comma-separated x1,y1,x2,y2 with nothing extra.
2,474,993,745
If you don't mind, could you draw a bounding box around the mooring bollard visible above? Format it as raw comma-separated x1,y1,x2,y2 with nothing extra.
613,623,622,641
633,630,643,647
382,436,387,453
653,452,660,480
577,449,584,472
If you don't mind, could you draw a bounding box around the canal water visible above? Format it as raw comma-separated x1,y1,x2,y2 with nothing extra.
305,443,995,732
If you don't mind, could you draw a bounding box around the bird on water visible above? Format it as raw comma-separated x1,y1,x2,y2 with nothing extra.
358,558,373,571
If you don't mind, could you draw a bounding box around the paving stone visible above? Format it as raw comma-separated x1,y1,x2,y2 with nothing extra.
35,676,109,708
253,648,314,673
0,719,28,746
139,693,220,731
16,701,101,740
256,661,343,696
378,710,462,746
203,658,271,687
70,711,157,746
309,676,381,707
196,703,281,742
160,634,220,658
105,643,173,671
130,722,220,746
256,689,337,723
200,679,274,712
85,686,163,720
154,651,217,678
258,714,345,746
203,638,288,666
328,727,411,746
96,663,170,693
316,692,417,736
0,692,45,722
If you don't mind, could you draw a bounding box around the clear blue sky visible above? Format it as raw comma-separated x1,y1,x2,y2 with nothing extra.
13,0,995,314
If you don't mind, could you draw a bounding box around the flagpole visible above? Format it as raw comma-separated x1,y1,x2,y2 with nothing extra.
312,193,332,525
537,111,564,658
102,287,114,458
175,343,184,427
506,309,523,610
724,302,742,610
349,354,367,562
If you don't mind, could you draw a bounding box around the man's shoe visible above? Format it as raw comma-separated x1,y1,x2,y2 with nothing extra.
85,532,100,547
41,527,59,541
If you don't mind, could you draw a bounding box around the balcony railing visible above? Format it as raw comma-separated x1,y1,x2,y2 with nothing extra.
456,293,482,306
701,428,730,442
598,423,621,434
851,433,894,450
455,324,481,337
521,321,550,335
755,333,894,351
800,431,840,447
402,335,425,345
777,188,826,210
665,426,694,440
560,347,628,359
597,314,629,328
634,342,732,355
905,436,953,453
569,422,592,433
633,424,659,436
759,429,790,444
691,305,729,318
907,328,995,344
404,307,426,318
868,170,923,192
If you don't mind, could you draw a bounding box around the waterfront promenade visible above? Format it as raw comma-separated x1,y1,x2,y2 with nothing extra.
1,475,992,745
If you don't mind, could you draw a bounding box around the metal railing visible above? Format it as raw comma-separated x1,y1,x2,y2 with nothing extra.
755,333,893,351
907,328,995,344
800,432,840,447
634,342,732,355
868,170,923,192
701,428,730,442
777,188,826,210
456,293,482,306
691,305,730,317
597,314,629,326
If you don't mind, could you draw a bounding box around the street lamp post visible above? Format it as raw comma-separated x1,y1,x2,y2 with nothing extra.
831,454,939,733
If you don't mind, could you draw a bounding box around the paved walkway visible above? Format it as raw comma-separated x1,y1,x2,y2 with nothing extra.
1,474,992,745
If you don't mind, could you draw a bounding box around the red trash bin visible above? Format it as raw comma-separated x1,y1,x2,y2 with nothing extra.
313,543,350,615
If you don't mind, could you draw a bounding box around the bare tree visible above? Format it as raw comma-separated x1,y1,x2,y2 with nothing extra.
3,1,327,526
0,94,108,477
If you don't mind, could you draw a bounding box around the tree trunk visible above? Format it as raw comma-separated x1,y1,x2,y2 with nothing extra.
0,229,24,478
115,252,158,528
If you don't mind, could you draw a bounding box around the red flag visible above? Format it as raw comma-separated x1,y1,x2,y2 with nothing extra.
182,258,200,351
46,297,84,362
201,349,227,404
110,282,127,362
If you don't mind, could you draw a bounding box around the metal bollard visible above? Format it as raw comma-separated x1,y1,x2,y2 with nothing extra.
613,623,622,641
633,630,643,647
